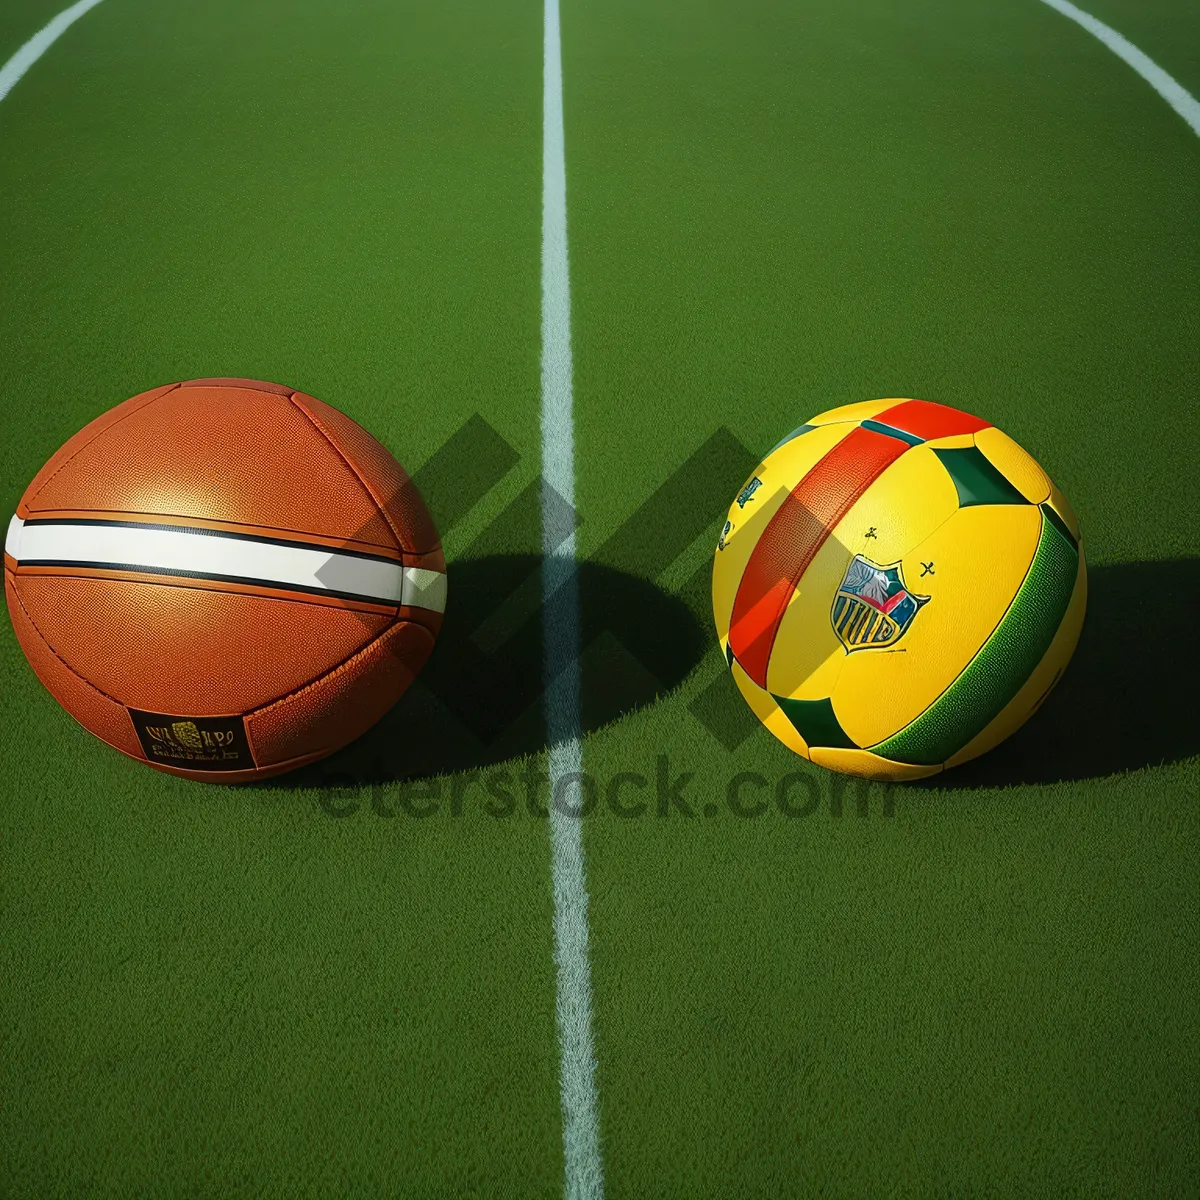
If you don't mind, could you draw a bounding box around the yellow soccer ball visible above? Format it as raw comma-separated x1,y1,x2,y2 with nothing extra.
712,399,1086,780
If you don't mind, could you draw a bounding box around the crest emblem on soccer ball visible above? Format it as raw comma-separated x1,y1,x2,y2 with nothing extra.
831,554,929,652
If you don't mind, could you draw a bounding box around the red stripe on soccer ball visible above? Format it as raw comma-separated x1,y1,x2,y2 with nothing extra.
874,399,990,440
728,426,909,689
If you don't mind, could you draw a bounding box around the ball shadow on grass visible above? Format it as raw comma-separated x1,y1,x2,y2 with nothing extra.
286,553,707,788
915,557,1200,789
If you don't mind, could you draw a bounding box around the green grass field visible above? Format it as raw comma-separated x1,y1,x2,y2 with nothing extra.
1,0,1197,1195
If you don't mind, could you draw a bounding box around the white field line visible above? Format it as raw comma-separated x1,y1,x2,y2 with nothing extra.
0,0,108,104
541,0,603,1197
1037,0,1200,136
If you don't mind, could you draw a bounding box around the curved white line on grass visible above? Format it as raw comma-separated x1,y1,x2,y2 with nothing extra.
541,0,604,1196
0,0,108,104
1037,0,1200,136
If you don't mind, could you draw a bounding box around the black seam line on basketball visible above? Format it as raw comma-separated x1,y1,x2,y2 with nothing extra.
7,581,128,709
860,419,925,446
179,381,297,396
15,561,403,606
26,383,182,509
18,520,406,566
288,395,411,553
11,565,407,768
247,615,424,722
21,565,400,616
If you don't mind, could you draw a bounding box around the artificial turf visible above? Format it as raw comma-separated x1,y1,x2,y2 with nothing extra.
2,0,564,1193
565,0,1198,1192
2,0,1198,1194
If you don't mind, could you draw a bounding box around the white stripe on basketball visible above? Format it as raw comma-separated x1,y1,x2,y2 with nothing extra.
5,514,23,559
6,517,446,613
401,566,447,614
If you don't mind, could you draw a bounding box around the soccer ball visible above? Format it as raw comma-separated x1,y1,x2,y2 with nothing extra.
712,398,1085,780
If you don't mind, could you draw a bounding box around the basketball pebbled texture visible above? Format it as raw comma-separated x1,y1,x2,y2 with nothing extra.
4,379,446,782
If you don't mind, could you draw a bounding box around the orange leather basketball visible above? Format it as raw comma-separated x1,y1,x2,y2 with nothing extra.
4,378,446,782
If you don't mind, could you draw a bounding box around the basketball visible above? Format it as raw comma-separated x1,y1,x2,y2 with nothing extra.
4,378,446,782
713,398,1086,780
